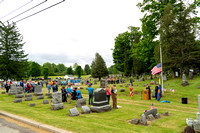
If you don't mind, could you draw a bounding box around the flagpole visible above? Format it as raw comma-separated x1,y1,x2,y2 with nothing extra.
160,45,164,94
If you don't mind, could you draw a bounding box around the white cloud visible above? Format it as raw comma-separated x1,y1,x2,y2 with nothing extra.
0,0,143,68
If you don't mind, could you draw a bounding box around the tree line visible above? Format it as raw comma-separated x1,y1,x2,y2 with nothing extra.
112,0,200,77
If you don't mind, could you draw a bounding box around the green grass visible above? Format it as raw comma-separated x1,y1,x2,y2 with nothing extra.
0,76,200,133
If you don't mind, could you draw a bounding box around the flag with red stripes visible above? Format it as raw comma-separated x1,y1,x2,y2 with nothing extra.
151,63,162,75
130,83,133,97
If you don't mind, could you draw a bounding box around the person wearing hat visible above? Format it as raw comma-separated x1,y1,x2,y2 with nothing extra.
88,84,94,105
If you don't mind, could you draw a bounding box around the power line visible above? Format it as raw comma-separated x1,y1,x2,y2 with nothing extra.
15,0,65,23
5,0,48,23
0,0,33,19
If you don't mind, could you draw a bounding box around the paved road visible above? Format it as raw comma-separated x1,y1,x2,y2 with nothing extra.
0,118,36,133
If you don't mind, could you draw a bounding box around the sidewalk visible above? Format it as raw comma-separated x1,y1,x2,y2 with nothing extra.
0,111,72,133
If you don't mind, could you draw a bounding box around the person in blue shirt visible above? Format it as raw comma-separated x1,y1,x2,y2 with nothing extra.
88,84,94,105
67,85,72,103
76,87,82,99
47,83,51,93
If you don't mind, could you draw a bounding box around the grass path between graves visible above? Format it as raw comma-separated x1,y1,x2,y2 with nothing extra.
0,75,200,133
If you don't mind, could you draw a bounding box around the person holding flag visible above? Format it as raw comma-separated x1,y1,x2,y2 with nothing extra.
129,83,133,97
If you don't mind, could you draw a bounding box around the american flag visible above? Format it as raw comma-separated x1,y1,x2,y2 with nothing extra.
130,83,133,97
151,63,162,75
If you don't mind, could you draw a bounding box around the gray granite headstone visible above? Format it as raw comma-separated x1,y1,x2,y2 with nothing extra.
51,92,63,110
194,120,200,131
140,114,147,125
45,93,52,96
182,74,189,86
144,108,157,118
147,114,155,121
34,85,43,96
15,94,24,98
16,86,23,94
189,72,193,80
25,94,32,97
90,88,111,113
25,97,33,101
100,79,107,88
186,118,193,127
164,111,168,116
69,108,79,116
37,95,44,99
81,105,91,114
141,75,145,81
1,92,6,94
155,113,161,119
14,99,22,103
163,75,167,80
43,100,49,104
76,98,86,107
131,118,139,125
29,103,35,107
9,84,17,95
120,89,125,92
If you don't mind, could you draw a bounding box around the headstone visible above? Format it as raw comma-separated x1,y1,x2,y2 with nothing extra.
25,94,33,101
164,111,168,116
163,75,167,80
155,113,161,119
120,89,125,92
141,75,145,81
130,118,139,125
45,93,52,96
186,118,193,127
51,92,63,110
175,72,178,77
147,114,155,121
100,79,107,88
29,103,35,107
48,95,53,99
37,95,44,99
8,84,17,95
34,85,43,96
140,114,147,125
76,98,86,107
144,108,157,118
94,80,97,85
193,120,200,131
136,74,139,80
189,72,193,80
14,99,22,103
198,86,200,89
1,92,6,94
119,85,123,87
15,94,24,98
43,100,49,104
69,108,79,116
81,105,91,114
182,74,189,86
90,88,111,113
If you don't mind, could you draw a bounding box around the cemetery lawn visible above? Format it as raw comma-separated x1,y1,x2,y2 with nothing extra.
0,76,200,133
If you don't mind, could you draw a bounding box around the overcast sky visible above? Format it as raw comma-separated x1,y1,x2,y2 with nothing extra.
1,0,143,68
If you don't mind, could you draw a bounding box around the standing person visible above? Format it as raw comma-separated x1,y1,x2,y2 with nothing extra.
146,84,151,100
61,86,67,102
67,85,72,104
111,86,118,109
105,85,111,104
47,82,51,93
88,84,94,105
76,87,82,99
26,81,31,93
52,84,57,92
23,80,27,93
55,81,58,92
71,87,77,100
155,84,158,100
5,81,10,93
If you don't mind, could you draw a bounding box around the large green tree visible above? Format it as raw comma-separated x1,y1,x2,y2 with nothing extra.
0,22,28,80
84,64,91,75
67,66,73,75
29,61,41,78
159,3,200,76
75,65,82,78
43,62,53,75
43,67,49,79
91,53,108,80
